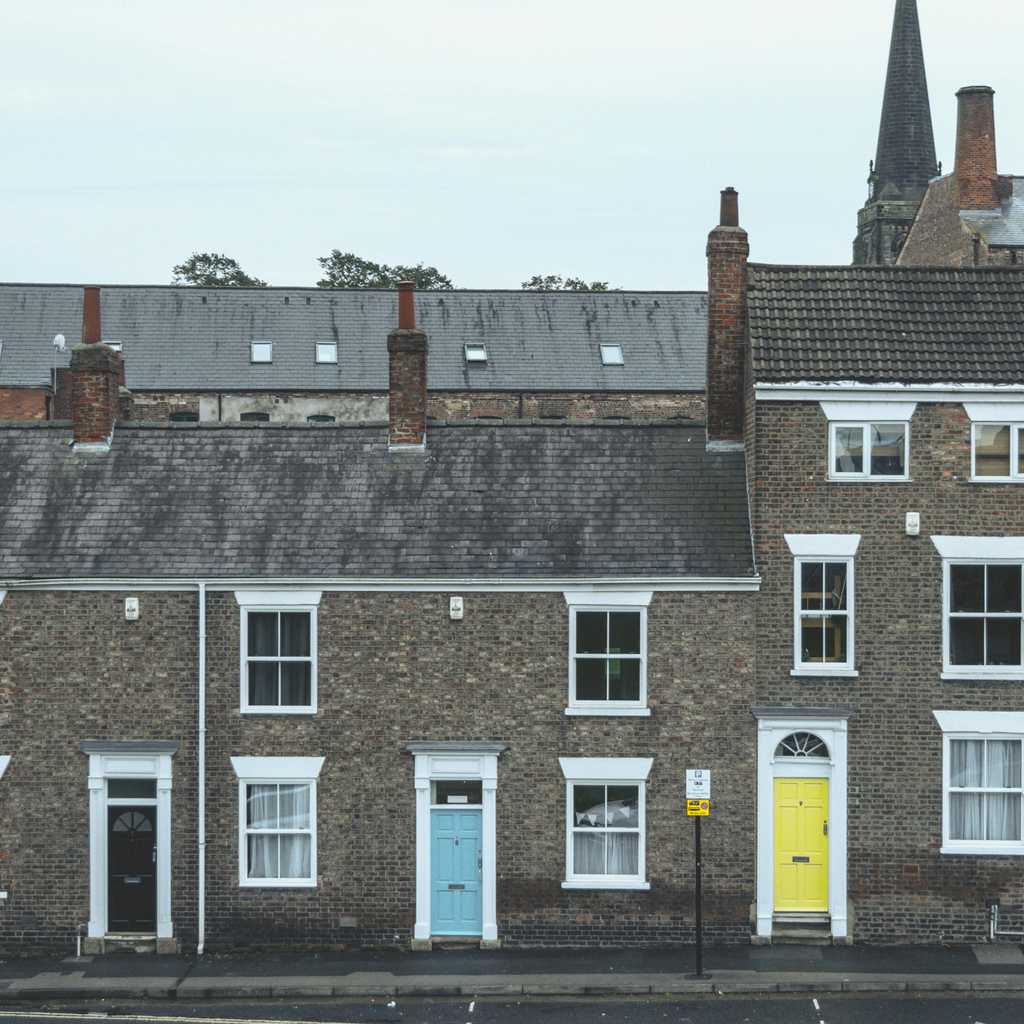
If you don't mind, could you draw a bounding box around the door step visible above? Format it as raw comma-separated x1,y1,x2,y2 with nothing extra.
771,916,833,946
100,933,157,954
431,937,484,951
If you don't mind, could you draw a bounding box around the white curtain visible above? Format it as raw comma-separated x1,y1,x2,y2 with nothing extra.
573,833,605,875
950,741,1022,842
607,834,639,874
247,784,311,879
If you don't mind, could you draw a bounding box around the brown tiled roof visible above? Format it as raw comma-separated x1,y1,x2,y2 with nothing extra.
748,264,1024,385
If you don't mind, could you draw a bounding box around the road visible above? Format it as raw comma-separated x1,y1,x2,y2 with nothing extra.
0,996,1021,1024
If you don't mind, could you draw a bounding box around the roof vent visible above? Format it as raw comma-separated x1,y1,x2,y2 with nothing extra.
464,344,488,364
600,344,624,366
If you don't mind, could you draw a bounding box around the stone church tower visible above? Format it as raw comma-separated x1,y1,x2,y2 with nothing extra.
853,0,939,265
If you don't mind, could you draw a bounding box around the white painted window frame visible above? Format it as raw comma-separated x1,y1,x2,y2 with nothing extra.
755,714,849,940
315,342,338,364
231,756,325,889
785,536,860,678
970,422,1024,483
86,747,175,941
0,755,10,779
828,421,910,481
934,711,1024,856
933,543,1024,681
411,746,502,943
250,341,273,364
564,591,652,717
236,591,321,714
559,757,652,891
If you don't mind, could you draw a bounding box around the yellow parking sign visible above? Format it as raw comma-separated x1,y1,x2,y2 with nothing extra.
687,799,710,817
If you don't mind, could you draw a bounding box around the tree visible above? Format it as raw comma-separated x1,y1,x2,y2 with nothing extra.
521,274,612,292
316,251,454,290
172,253,267,288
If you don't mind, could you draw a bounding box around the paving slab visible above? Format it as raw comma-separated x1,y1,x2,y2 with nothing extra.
974,943,1024,965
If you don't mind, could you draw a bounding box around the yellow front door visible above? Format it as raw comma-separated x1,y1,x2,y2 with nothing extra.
774,778,829,913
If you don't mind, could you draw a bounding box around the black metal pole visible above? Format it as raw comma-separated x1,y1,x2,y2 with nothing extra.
695,814,704,978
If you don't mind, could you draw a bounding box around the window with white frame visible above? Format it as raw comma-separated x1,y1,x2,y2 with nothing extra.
0,755,10,780
231,756,324,886
972,423,1024,481
786,536,859,675
946,563,1023,673
559,757,651,890
935,712,1024,854
830,422,908,480
236,592,321,713
250,341,273,363
315,342,338,364
564,593,650,714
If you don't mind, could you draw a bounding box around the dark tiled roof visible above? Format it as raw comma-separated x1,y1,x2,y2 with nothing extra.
871,0,938,202
0,285,707,393
748,264,1024,385
0,423,754,580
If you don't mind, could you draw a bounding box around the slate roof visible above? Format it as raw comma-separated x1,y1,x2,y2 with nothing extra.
871,0,938,202
962,177,1024,248
748,264,1024,385
0,285,707,393
0,422,754,580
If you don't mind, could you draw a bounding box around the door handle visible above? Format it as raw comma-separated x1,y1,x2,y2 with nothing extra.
823,820,829,836
792,856,810,863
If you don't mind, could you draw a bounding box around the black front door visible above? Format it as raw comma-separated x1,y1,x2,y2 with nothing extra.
108,806,156,932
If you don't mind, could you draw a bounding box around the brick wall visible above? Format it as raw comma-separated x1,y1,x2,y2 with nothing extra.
0,388,49,421
122,391,705,425
751,400,1024,943
0,587,756,952
0,592,198,953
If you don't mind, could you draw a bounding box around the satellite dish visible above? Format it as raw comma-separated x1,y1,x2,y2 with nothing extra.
53,334,66,352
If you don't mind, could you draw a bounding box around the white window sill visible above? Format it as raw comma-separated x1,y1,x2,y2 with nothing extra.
940,845,1024,857
969,478,1024,485
561,880,651,891
241,707,318,715
564,707,652,717
240,879,318,888
791,668,859,678
941,672,1024,683
828,476,911,484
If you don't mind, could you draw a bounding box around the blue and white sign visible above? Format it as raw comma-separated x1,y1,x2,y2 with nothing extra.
686,769,711,800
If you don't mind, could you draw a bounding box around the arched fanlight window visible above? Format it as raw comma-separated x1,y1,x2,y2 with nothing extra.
112,810,153,834
775,732,829,759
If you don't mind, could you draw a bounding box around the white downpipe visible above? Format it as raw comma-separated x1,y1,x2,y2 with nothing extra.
197,581,207,955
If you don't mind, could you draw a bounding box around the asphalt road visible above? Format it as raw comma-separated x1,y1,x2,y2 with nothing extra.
0,996,1022,1024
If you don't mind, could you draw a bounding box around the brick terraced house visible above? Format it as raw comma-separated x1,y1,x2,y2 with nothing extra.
714,187,1024,944
0,284,757,954
0,284,707,425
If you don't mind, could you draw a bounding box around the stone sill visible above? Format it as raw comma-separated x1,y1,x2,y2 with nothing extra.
564,707,652,717
791,669,859,679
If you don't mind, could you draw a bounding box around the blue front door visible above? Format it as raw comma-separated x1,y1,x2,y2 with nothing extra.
430,809,483,936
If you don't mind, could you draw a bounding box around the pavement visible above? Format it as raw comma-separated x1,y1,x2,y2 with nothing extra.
1,943,1024,1001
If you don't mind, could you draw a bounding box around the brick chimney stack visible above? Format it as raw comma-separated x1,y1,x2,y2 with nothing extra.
706,187,749,446
388,282,428,448
71,286,120,446
955,86,1000,211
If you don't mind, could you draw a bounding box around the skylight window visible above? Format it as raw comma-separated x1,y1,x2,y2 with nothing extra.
105,340,123,353
600,344,624,366
464,344,488,364
315,342,337,364
250,341,273,364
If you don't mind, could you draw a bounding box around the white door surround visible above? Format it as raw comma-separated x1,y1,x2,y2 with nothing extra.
407,742,506,946
82,741,178,940
753,710,850,941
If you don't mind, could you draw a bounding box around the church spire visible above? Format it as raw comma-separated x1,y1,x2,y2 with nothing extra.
871,0,939,201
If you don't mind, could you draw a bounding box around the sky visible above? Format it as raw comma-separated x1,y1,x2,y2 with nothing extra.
3,1,1024,291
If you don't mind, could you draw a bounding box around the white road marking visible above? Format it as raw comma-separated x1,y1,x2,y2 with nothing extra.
812,998,820,1011
0,1014,366,1024
469,1000,475,1012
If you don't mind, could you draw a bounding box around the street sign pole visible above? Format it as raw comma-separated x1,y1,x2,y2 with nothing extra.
694,814,705,979
685,769,711,980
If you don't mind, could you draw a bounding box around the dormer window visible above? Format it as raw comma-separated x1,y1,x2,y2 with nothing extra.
315,342,337,364
600,345,624,366
464,344,488,364
250,341,273,364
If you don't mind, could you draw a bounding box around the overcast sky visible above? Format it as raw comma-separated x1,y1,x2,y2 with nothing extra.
3,1,1023,291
